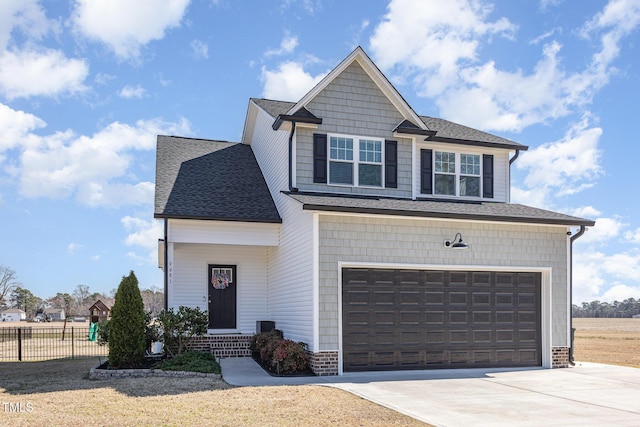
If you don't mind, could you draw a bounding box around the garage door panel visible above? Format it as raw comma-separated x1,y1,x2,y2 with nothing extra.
342,268,541,371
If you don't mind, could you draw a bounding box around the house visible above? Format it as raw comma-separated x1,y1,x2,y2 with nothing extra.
88,300,110,323
154,47,594,375
44,308,65,321
1,308,26,322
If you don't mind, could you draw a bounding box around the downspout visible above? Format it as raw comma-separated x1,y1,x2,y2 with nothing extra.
569,225,587,365
509,149,520,165
163,218,168,310
288,120,298,192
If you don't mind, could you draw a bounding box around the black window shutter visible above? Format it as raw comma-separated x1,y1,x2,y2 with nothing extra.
385,140,397,188
483,154,494,198
313,133,327,183
420,149,433,194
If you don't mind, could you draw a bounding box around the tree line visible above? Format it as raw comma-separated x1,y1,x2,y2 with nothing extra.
0,264,164,318
572,298,640,318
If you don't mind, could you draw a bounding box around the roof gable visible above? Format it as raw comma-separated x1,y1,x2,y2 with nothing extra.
289,46,427,131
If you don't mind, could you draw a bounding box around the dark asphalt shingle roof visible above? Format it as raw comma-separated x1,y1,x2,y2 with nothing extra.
154,135,281,223
251,98,525,149
285,193,594,227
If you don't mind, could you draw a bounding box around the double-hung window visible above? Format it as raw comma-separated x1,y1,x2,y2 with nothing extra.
329,136,354,185
434,151,481,197
328,135,383,187
459,153,480,197
434,151,456,195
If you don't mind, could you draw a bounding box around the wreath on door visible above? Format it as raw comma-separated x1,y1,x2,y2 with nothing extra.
211,273,230,290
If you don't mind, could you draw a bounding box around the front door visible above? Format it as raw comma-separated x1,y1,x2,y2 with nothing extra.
208,264,237,329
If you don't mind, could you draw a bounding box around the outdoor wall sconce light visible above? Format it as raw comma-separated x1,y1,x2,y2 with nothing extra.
444,233,469,249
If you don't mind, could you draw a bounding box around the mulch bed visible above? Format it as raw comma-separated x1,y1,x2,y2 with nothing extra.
251,353,315,377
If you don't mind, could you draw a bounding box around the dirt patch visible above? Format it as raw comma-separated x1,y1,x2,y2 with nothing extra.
573,318,640,368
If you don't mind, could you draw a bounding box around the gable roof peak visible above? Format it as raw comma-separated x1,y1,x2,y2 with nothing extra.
288,46,428,131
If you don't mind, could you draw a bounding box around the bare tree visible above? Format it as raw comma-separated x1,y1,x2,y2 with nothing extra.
0,265,20,307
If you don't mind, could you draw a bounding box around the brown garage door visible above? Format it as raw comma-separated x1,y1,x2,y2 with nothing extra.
342,268,541,371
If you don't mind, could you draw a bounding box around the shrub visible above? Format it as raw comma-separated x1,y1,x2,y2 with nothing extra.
96,320,109,346
271,339,308,374
250,329,283,356
157,306,207,356
108,271,146,368
156,351,221,374
251,330,309,374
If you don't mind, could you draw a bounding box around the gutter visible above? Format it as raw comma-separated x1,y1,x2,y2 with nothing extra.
569,225,587,365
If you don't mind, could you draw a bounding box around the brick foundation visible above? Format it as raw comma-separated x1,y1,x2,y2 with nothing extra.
187,334,252,358
552,346,570,368
307,350,339,376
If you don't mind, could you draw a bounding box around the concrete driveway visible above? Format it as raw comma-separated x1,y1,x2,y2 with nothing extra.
221,358,640,426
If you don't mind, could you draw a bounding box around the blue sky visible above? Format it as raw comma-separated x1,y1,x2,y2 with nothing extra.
1,0,639,304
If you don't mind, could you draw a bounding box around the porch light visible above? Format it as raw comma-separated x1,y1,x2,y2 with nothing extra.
444,233,469,249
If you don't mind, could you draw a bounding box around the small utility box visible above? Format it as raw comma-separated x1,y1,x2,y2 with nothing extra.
256,321,275,333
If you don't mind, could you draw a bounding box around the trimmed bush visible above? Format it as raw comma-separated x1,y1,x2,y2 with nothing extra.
108,271,146,368
271,339,308,374
156,351,221,374
251,329,309,374
157,306,207,356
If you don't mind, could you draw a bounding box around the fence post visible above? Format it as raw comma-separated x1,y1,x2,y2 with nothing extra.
18,328,22,361
71,327,75,359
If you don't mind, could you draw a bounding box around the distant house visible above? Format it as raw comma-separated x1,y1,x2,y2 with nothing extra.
88,300,110,323
1,308,26,322
44,308,66,321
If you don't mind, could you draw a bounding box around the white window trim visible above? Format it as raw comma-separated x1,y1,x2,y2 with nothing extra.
433,150,483,198
328,133,385,188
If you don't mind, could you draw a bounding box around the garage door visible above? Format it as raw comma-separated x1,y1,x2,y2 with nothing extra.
342,268,541,371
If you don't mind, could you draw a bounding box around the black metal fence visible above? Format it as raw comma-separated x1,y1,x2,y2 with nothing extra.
0,326,108,361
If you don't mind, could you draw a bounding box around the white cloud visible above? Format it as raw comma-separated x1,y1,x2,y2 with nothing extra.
190,39,208,60
601,284,640,303
515,117,602,205
70,0,190,60
570,206,602,218
95,72,116,85
369,0,640,133
122,215,163,265
0,49,88,100
261,61,326,101
573,249,640,303
0,0,52,50
625,228,640,244
0,103,46,152
118,84,146,99
18,117,191,207
67,242,83,255
578,217,625,244
264,34,298,57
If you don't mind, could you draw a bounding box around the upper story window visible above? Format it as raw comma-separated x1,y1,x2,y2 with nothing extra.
434,151,481,197
426,150,485,198
328,134,383,187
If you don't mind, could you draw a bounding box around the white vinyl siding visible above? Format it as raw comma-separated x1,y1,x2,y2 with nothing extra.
169,219,279,246
248,107,316,350
169,243,268,334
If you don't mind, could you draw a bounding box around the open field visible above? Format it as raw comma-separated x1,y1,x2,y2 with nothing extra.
0,358,427,426
573,318,640,368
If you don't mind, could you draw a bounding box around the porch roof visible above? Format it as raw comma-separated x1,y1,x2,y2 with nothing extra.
155,136,281,223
